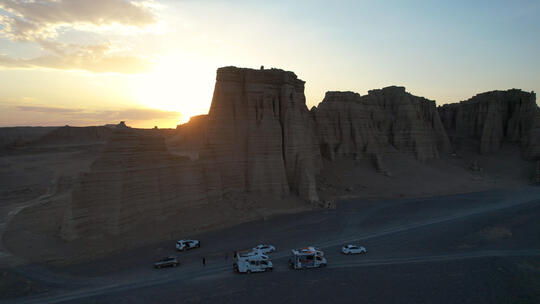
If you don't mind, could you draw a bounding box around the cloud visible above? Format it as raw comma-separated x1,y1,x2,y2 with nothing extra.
0,52,151,74
0,31,151,73
80,108,181,122
0,0,157,73
0,0,155,41
0,13,51,41
13,105,179,121
17,105,82,113
2,105,181,127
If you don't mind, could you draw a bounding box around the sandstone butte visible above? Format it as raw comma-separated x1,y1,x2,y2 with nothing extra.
52,67,539,243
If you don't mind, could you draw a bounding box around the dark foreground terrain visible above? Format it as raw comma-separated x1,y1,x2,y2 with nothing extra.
2,188,540,303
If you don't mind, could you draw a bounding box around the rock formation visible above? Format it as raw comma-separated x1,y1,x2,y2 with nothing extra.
168,115,208,159
61,128,212,239
524,108,540,160
312,86,451,161
55,67,540,245
31,125,114,146
533,161,540,184
62,67,321,240
201,67,321,202
438,89,537,156
0,127,58,149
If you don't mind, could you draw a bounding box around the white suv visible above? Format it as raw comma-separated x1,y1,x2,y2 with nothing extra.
341,244,367,255
253,244,276,254
176,239,200,251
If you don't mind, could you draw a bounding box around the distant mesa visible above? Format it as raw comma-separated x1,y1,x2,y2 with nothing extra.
104,121,130,129
30,121,133,146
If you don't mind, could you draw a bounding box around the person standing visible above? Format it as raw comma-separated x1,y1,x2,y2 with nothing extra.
202,257,206,266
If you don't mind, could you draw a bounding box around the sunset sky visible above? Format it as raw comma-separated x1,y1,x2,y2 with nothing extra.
1,0,539,128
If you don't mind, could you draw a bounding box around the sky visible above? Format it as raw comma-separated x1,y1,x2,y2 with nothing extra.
0,0,539,128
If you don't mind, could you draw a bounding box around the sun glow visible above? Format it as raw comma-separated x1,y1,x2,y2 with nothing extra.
132,55,215,124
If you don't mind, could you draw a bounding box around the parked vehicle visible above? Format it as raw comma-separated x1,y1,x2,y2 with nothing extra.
176,239,200,251
341,244,367,255
236,250,270,260
154,256,179,269
233,252,273,273
253,244,276,254
289,248,327,269
298,246,324,257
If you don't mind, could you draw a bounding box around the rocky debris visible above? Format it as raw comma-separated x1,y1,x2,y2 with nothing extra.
469,160,482,172
317,200,336,209
312,87,451,162
201,67,321,202
438,89,537,155
372,154,388,174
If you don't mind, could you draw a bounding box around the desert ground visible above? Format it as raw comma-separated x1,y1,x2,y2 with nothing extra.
1,187,539,303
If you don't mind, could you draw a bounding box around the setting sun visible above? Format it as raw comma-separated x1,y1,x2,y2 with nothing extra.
132,55,215,125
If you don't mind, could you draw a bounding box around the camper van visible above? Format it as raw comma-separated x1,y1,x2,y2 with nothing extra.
233,252,273,273
236,250,270,260
289,248,327,269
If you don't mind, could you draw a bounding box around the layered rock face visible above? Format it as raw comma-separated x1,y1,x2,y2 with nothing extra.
32,126,114,146
168,114,208,159
312,86,451,161
62,129,211,239
202,67,321,202
524,108,540,160
0,127,58,149
438,90,537,155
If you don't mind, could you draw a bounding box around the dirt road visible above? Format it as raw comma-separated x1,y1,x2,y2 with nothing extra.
4,187,540,303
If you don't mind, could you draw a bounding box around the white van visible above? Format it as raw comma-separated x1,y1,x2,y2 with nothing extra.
289,248,327,270
233,254,273,273
237,250,270,260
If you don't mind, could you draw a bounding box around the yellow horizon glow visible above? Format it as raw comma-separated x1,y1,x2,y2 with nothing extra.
131,55,214,125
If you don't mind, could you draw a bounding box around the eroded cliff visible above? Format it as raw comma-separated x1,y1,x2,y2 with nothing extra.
61,128,213,240
312,86,451,161
202,67,321,202
438,89,538,156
